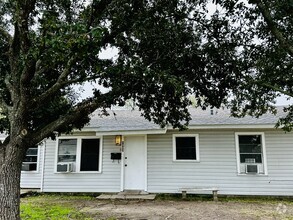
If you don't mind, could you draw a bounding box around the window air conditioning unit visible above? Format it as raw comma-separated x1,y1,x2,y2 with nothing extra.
246,164,258,174
57,163,73,173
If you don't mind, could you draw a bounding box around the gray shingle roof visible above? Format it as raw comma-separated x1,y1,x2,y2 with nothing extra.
88,110,161,131
86,106,287,132
188,107,286,125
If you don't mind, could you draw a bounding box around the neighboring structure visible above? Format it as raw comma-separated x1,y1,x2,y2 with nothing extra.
19,107,293,196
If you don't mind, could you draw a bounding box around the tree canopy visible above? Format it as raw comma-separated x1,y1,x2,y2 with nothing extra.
0,0,292,145
0,0,242,147
211,0,292,130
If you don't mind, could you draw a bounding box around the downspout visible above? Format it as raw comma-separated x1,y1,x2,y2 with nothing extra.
40,139,46,192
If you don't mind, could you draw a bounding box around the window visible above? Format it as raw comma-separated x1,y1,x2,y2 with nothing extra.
58,139,77,162
235,133,267,175
56,137,101,172
173,134,199,161
22,147,38,171
80,139,100,171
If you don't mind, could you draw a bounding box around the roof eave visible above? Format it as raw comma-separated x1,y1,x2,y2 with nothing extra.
95,128,167,136
76,124,279,134
174,124,278,130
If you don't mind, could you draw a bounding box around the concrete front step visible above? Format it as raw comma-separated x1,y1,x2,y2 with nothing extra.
118,190,149,195
97,191,156,200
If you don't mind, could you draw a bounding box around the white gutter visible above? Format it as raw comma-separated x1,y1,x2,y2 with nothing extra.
169,124,277,130
96,129,167,136
78,124,278,136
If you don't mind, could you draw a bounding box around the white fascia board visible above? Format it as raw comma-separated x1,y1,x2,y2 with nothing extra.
76,124,278,134
168,124,277,130
95,129,167,136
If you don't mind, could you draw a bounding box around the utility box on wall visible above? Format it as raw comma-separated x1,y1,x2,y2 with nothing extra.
111,153,122,160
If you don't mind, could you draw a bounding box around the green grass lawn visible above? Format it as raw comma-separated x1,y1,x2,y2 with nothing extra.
21,194,94,220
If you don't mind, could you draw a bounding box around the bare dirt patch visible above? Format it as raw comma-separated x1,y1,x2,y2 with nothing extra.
80,198,293,220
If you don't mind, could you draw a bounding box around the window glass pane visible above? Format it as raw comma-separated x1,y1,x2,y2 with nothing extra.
29,164,37,171
58,155,76,162
23,156,38,162
238,135,263,164
58,139,77,162
22,163,37,171
239,135,262,153
176,137,196,160
80,139,100,171
240,154,262,163
26,148,38,155
22,147,38,171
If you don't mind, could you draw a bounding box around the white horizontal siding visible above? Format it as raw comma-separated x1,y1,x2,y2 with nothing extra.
2,134,43,189
147,130,293,196
39,129,293,196
42,136,121,193
20,144,43,189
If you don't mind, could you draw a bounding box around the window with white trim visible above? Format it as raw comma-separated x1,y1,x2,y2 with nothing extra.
57,137,101,172
173,134,199,161
235,133,267,175
80,139,100,171
22,147,38,171
58,139,77,163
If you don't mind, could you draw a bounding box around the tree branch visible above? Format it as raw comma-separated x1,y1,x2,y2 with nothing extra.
32,56,78,107
4,75,14,102
17,0,37,105
28,92,114,144
63,75,100,86
261,82,293,98
32,59,52,81
16,0,36,52
254,0,293,56
8,23,21,103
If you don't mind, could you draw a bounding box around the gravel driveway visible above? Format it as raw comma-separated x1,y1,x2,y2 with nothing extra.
81,199,293,220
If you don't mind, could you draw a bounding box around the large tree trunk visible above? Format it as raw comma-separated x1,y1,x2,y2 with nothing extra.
0,143,25,220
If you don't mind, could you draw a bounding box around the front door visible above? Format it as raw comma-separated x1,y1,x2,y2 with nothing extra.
124,136,146,190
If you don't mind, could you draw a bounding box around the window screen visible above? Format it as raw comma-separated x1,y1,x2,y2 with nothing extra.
239,135,262,163
58,139,77,162
175,137,196,160
80,139,100,171
22,147,38,171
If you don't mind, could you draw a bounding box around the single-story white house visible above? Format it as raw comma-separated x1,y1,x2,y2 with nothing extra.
17,107,293,196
